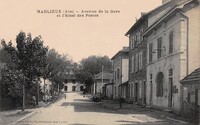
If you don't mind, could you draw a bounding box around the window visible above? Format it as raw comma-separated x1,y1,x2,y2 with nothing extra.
140,29,144,42
139,51,143,70
131,55,135,73
134,35,137,47
135,53,139,71
130,36,134,49
130,83,133,98
169,31,174,54
137,33,140,43
64,79,68,83
157,37,162,59
117,68,120,79
156,72,164,97
114,70,117,80
149,43,153,62
187,92,190,102
72,80,76,84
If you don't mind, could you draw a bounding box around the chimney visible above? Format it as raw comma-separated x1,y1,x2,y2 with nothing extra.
162,0,171,4
141,12,147,16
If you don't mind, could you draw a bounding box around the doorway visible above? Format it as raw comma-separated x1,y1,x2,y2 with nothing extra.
150,82,153,105
135,83,138,102
72,86,76,92
195,89,200,120
168,78,173,107
80,86,84,91
143,81,146,105
64,86,68,92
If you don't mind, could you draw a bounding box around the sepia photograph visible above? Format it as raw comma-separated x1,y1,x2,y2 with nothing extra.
0,0,200,124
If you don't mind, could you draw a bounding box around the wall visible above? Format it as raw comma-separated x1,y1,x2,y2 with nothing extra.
63,80,83,92
122,58,129,83
146,12,183,113
95,79,109,95
182,82,200,120
106,84,113,99
185,5,200,74
113,54,121,99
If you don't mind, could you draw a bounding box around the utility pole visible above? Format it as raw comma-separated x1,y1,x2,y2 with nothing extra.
43,78,46,102
36,81,39,105
101,65,104,98
58,84,59,94
22,75,25,111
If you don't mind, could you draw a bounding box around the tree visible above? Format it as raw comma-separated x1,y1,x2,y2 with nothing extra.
80,55,112,75
43,49,72,95
1,32,48,111
75,55,112,92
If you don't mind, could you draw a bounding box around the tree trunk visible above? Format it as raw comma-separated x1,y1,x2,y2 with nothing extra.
36,82,39,105
22,80,25,111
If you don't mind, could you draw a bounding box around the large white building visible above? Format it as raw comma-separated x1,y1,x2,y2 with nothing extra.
63,72,84,93
144,0,200,114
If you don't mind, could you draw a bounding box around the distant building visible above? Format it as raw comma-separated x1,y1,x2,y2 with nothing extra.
40,78,52,101
63,73,84,92
94,71,113,97
111,47,129,99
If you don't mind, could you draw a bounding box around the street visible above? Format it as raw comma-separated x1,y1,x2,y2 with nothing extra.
16,93,191,125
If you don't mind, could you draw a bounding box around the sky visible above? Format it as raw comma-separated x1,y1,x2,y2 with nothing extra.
0,0,161,63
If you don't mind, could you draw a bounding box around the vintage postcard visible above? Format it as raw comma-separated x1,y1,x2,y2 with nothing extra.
0,0,199,125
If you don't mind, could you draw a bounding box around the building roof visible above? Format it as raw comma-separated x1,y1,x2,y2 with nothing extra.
111,47,129,60
95,71,113,80
125,14,148,36
180,68,200,83
143,0,194,36
125,0,173,36
104,82,114,86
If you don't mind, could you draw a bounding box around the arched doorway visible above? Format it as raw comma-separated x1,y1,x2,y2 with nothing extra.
64,86,68,92
80,86,84,91
72,86,76,92
156,72,164,97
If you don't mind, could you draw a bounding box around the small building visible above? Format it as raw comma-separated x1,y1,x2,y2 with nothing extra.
180,68,200,121
94,71,113,97
111,47,129,99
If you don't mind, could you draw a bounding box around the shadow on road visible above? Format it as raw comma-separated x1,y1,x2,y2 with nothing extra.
61,97,192,125
61,101,117,114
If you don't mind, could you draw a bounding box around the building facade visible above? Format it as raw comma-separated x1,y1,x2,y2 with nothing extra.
94,71,113,97
144,0,200,113
180,68,200,121
112,47,129,99
125,13,148,105
63,72,84,93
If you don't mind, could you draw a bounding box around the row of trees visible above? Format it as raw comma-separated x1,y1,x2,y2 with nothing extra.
0,31,113,111
0,32,72,111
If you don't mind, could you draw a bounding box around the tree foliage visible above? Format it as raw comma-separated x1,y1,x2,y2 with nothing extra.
1,32,48,104
75,55,112,86
43,49,72,90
